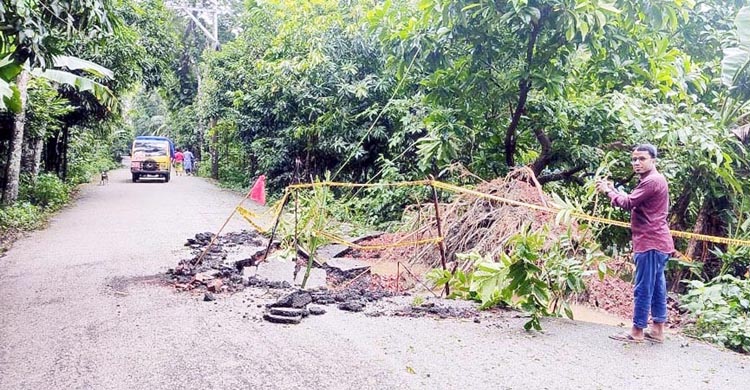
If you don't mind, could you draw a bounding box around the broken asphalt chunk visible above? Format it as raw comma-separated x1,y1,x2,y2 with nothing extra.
269,307,308,317
338,301,365,312
263,313,302,324
325,257,371,273
270,290,312,308
308,306,326,315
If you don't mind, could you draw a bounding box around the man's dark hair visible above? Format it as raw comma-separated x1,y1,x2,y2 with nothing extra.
634,143,657,159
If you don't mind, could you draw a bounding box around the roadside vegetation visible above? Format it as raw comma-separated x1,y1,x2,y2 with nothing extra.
2,0,750,351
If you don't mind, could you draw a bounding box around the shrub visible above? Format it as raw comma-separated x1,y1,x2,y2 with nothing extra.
66,128,120,185
681,275,750,353
427,226,607,330
19,173,70,211
0,202,46,231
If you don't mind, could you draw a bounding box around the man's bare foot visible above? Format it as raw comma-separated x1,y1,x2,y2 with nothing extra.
645,322,665,343
609,332,644,343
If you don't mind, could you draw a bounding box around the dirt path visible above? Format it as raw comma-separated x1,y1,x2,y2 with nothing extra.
0,163,748,390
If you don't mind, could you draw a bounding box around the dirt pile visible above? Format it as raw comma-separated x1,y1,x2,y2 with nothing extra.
582,258,683,328
344,169,581,273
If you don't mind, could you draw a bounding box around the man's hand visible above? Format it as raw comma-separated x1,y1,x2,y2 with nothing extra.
596,179,614,194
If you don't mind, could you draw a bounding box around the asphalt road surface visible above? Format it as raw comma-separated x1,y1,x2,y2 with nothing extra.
1,164,749,390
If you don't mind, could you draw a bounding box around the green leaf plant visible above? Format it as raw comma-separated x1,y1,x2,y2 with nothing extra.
428,225,607,330
682,275,750,353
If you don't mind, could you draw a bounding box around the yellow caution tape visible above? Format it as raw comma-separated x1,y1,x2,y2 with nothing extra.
315,230,443,250
287,180,431,190
235,192,290,234
667,230,750,246
283,180,750,248
434,181,750,247
236,206,270,233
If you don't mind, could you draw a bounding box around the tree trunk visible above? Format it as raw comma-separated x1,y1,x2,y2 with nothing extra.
32,136,44,178
21,132,33,174
45,130,62,176
61,125,69,180
530,127,552,176
2,70,31,205
21,133,44,181
504,21,541,167
209,118,219,180
686,200,710,261
55,126,70,180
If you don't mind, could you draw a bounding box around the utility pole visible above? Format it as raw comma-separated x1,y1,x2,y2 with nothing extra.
167,1,228,180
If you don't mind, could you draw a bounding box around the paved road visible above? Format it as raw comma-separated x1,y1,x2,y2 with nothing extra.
1,165,748,390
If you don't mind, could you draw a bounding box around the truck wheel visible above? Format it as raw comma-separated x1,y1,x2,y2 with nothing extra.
164,173,170,183
132,173,139,182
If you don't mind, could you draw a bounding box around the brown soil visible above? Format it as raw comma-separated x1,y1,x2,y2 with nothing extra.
582,257,683,328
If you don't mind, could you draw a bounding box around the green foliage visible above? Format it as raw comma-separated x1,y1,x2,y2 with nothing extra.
19,173,70,211
214,119,251,188
682,275,750,353
0,1,117,110
710,244,750,278
721,7,750,90
127,90,171,136
191,0,404,190
66,128,121,185
0,202,46,231
26,78,75,137
428,226,607,330
0,1,114,68
292,177,336,288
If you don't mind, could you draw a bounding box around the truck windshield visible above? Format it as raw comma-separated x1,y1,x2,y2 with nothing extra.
133,141,168,157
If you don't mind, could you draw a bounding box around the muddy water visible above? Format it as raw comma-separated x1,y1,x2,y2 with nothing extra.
569,303,628,326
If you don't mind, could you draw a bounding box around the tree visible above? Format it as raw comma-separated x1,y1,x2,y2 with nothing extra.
0,0,115,109
1,1,118,203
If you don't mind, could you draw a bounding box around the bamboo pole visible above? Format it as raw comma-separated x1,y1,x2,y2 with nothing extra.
191,190,252,267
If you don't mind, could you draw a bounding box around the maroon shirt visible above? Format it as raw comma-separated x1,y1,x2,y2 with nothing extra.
608,169,675,254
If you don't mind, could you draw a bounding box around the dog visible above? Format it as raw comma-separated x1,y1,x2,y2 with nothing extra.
100,171,109,185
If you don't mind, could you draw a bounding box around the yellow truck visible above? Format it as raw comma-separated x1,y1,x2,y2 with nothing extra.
130,136,174,182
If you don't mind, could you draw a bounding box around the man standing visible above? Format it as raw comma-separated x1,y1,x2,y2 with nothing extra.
596,144,675,343
183,149,195,176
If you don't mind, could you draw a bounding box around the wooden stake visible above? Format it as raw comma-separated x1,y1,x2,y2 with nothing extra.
261,192,290,263
429,175,450,296
292,158,301,280
396,262,400,293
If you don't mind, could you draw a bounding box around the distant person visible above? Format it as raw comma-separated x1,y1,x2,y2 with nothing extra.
596,143,674,343
183,149,195,176
174,148,185,176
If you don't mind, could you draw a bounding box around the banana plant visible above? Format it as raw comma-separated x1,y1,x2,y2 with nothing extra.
1,53,116,204
1,53,117,112
720,6,750,128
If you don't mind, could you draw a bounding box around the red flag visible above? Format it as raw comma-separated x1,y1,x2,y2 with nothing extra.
249,175,266,205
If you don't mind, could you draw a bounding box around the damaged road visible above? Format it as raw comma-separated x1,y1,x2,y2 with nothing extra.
1,164,749,390
166,230,454,325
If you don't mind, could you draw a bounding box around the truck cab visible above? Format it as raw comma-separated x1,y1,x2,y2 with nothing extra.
130,136,174,182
